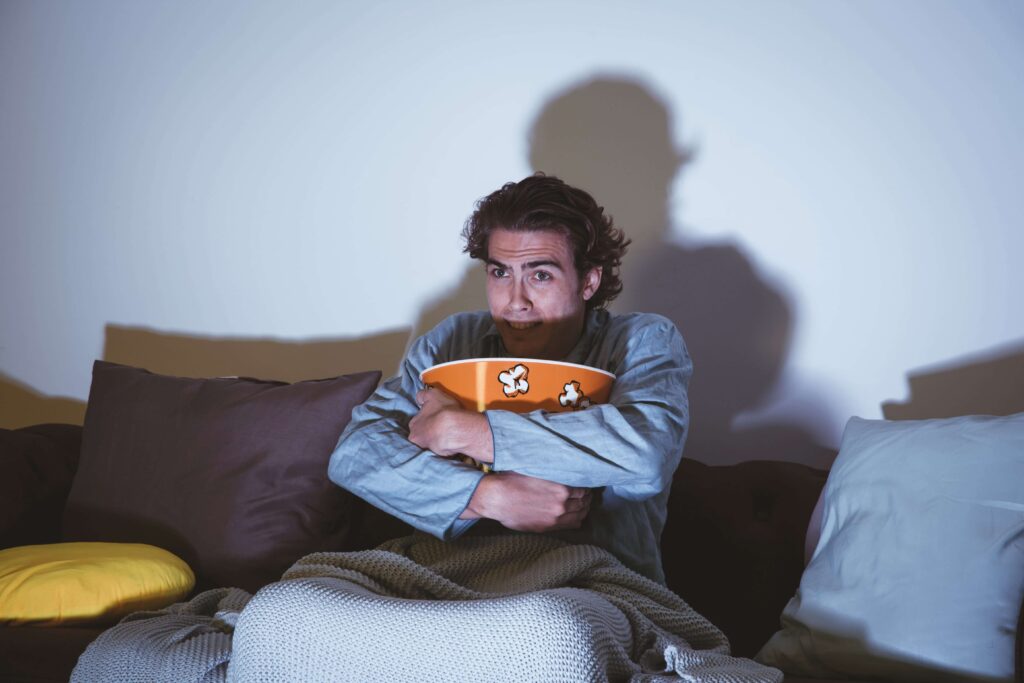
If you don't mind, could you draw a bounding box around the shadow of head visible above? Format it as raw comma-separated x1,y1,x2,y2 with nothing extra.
527,75,816,464
415,75,691,342
528,75,693,249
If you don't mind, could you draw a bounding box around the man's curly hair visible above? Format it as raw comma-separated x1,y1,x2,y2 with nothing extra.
461,173,630,311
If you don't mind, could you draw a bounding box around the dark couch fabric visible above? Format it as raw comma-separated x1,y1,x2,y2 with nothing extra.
0,624,103,683
0,423,82,549
0,425,96,683
663,459,828,658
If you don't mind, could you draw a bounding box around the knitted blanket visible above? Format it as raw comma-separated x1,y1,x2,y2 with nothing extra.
73,534,782,682
71,586,251,683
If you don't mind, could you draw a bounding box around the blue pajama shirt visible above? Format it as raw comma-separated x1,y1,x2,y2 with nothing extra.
328,308,691,584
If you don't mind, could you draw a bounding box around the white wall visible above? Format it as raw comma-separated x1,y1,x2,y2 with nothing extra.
2,1,1022,464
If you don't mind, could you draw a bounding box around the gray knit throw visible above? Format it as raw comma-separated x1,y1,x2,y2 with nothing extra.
73,534,782,683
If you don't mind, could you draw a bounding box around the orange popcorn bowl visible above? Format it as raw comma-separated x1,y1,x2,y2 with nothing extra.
420,358,615,414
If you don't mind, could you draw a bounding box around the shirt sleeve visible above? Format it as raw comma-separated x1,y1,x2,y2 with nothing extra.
486,319,691,500
327,332,486,541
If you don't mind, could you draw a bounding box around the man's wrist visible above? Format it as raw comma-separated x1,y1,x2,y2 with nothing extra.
460,473,493,520
449,410,495,464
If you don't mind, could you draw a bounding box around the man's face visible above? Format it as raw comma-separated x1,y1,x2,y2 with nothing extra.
485,228,601,360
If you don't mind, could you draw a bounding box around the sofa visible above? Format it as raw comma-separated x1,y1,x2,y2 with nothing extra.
1,362,1022,682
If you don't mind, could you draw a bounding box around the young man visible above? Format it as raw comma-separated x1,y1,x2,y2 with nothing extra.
329,173,691,584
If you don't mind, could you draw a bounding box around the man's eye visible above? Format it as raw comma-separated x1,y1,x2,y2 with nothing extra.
533,271,552,282
490,268,507,278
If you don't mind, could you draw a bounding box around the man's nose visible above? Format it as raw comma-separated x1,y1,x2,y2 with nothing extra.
509,279,532,310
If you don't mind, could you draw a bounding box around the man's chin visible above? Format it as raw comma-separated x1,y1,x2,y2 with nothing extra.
503,342,541,358
499,331,545,359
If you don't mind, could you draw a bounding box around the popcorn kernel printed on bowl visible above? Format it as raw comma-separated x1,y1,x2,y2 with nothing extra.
498,364,530,398
559,381,592,410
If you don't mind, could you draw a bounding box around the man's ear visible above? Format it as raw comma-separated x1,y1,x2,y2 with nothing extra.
581,267,602,301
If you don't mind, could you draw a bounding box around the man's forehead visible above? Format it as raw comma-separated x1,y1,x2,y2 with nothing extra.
487,228,573,266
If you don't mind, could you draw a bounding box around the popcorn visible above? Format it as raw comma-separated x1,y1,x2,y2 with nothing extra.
559,380,592,410
498,364,530,398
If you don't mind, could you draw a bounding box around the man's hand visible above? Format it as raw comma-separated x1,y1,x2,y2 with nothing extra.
408,386,494,463
461,471,592,533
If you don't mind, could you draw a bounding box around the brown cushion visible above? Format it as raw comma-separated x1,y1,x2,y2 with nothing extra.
0,424,82,550
61,361,380,593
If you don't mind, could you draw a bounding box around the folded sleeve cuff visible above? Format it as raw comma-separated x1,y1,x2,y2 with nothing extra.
440,467,487,541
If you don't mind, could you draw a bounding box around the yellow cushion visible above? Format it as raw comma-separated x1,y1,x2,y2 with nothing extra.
0,542,195,626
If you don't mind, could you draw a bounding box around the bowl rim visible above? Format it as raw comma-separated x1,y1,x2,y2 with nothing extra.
420,357,616,381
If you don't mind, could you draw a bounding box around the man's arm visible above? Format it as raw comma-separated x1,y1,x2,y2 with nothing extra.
460,471,591,532
327,332,486,540
406,388,592,531
492,319,690,498
328,330,588,539
408,388,494,462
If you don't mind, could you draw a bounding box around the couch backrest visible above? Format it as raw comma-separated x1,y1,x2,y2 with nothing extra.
662,458,828,657
3,422,831,658
0,424,83,549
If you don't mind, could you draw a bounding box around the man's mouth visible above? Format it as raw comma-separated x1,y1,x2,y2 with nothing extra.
505,320,541,331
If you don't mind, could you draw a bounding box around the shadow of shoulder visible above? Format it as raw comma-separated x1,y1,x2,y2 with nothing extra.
102,324,412,385
0,372,88,429
883,341,1024,420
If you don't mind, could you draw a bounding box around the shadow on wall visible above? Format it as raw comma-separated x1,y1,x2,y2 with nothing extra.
882,342,1024,420
100,324,409,384
0,325,411,429
0,373,88,428
526,75,834,467
409,264,488,348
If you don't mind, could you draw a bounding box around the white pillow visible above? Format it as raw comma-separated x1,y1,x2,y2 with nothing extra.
756,413,1024,683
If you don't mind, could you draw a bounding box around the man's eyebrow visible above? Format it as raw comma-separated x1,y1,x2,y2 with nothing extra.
485,258,564,271
526,260,563,271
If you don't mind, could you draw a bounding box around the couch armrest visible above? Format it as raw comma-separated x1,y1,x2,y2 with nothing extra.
0,423,83,549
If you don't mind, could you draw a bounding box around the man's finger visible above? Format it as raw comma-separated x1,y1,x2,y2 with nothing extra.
565,497,590,513
553,510,588,530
